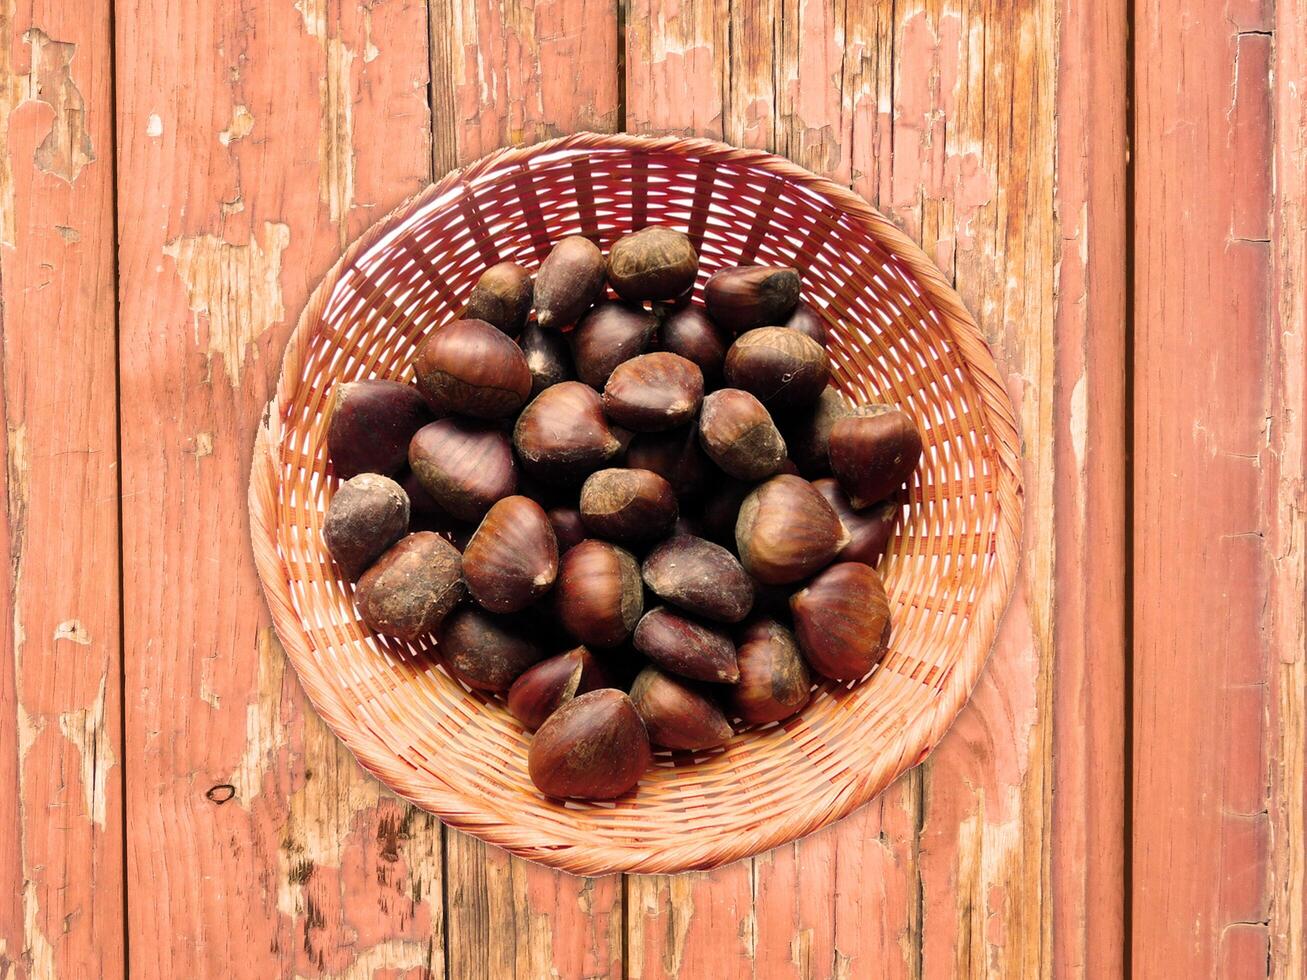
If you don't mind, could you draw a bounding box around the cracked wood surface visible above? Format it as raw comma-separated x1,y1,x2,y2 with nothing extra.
1,1,1304,977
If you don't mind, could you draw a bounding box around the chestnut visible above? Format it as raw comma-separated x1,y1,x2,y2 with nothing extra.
704,265,800,333
513,382,622,484
641,535,754,623
464,261,533,336
790,562,891,681
606,226,699,301
463,495,559,613
569,302,658,389
783,386,851,478
602,352,704,432
554,540,644,647
625,426,710,499
528,689,651,799
507,646,611,731
633,606,738,683
728,618,811,725
326,379,432,478
783,300,827,347
354,532,465,642
579,468,678,543
813,479,897,566
697,388,787,481
828,405,923,508
724,326,830,412
414,318,532,419
323,473,410,579
409,418,517,521
734,474,849,584
519,321,575,397
630,667,733,750
658,305,731,385
438,606,546,692
534,236,607,329
547,506,588,553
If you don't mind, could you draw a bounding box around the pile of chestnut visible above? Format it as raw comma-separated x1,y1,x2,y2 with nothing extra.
321,226,922,802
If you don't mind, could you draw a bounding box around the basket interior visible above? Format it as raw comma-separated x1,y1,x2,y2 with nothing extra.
268,142,1008,872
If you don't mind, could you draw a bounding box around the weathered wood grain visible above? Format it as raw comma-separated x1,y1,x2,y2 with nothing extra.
115,1,439,976
428,4,624,977
1133,0,1276,974
1052,0,1129,975
1270,5,1307,977
0,2,123,978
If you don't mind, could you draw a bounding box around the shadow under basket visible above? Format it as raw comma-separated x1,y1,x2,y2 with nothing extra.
248,133,1024,876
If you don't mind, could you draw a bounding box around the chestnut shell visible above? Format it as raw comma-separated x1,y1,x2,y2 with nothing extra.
528,689,652,799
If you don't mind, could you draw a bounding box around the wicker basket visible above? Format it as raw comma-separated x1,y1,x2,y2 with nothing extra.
248,133,1023,875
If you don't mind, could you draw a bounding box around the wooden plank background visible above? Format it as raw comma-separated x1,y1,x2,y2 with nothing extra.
0,1,1302,977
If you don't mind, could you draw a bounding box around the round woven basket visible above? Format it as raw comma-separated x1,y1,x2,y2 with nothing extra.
249,133,1023,875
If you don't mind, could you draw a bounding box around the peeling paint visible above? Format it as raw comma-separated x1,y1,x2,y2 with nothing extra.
53,618,91,645
22,880,54,979
218,104,254,145
291,938,433,980
22,28,96,182
162,221,291,387
55,224,79,242
318,38,356,246
8,423,29,656
146,112,163,137
294,0,327,39
228,626,289,803
58,675,114,827
1069,372,1088,469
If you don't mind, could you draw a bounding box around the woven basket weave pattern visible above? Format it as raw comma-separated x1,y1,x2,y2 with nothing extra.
248,133,1023,875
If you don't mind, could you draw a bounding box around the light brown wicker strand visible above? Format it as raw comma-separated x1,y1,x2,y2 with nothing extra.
248,133,1024,875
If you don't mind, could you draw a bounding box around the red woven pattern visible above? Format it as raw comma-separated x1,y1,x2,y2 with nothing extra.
248,133,1023,874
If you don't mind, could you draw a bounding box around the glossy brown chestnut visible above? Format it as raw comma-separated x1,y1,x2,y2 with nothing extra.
463,495,560,613
735,474,850,584
728,618,812,724
464,261,533,336
507,646,611,731
704,265,801,333
790,562,891,681
641,535,754,623
697,388,787,481
518,321,575,398
602,352,704,432
513,382,622,484
579,468,679,543
569,301,659,389
354,532,465,642
438,606,546,692
527,689,651,799
624,426,710,499
629,667,733,750
323,473,410,579
783,387,851,478
533,236,607,329
554,540,644,647
828,405,924,508
633,606,739,683
783,300,827,347
724,326,830,412
658,305,732,385
547,506,588,553
326,379,433,478
409,418,517,521
414,318,532,419
606,226,699,301
812,479,897,567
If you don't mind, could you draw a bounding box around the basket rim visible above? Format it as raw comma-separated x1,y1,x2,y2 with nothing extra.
248,131,1025,875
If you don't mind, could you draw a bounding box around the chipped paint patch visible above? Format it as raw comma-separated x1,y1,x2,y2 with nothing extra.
55,224,79,242
228,626,289,803
319,38,356,246
1069,372,1088,468
146,112,163,137
292,938,433,980
58,675,114,827
294,0,327,38
22,28,96,182
218,104,253,145
163,221,290,387
185,431,214,470
22,879,54,979
16,702,42,766
53,618,91,645
8,423,29,656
